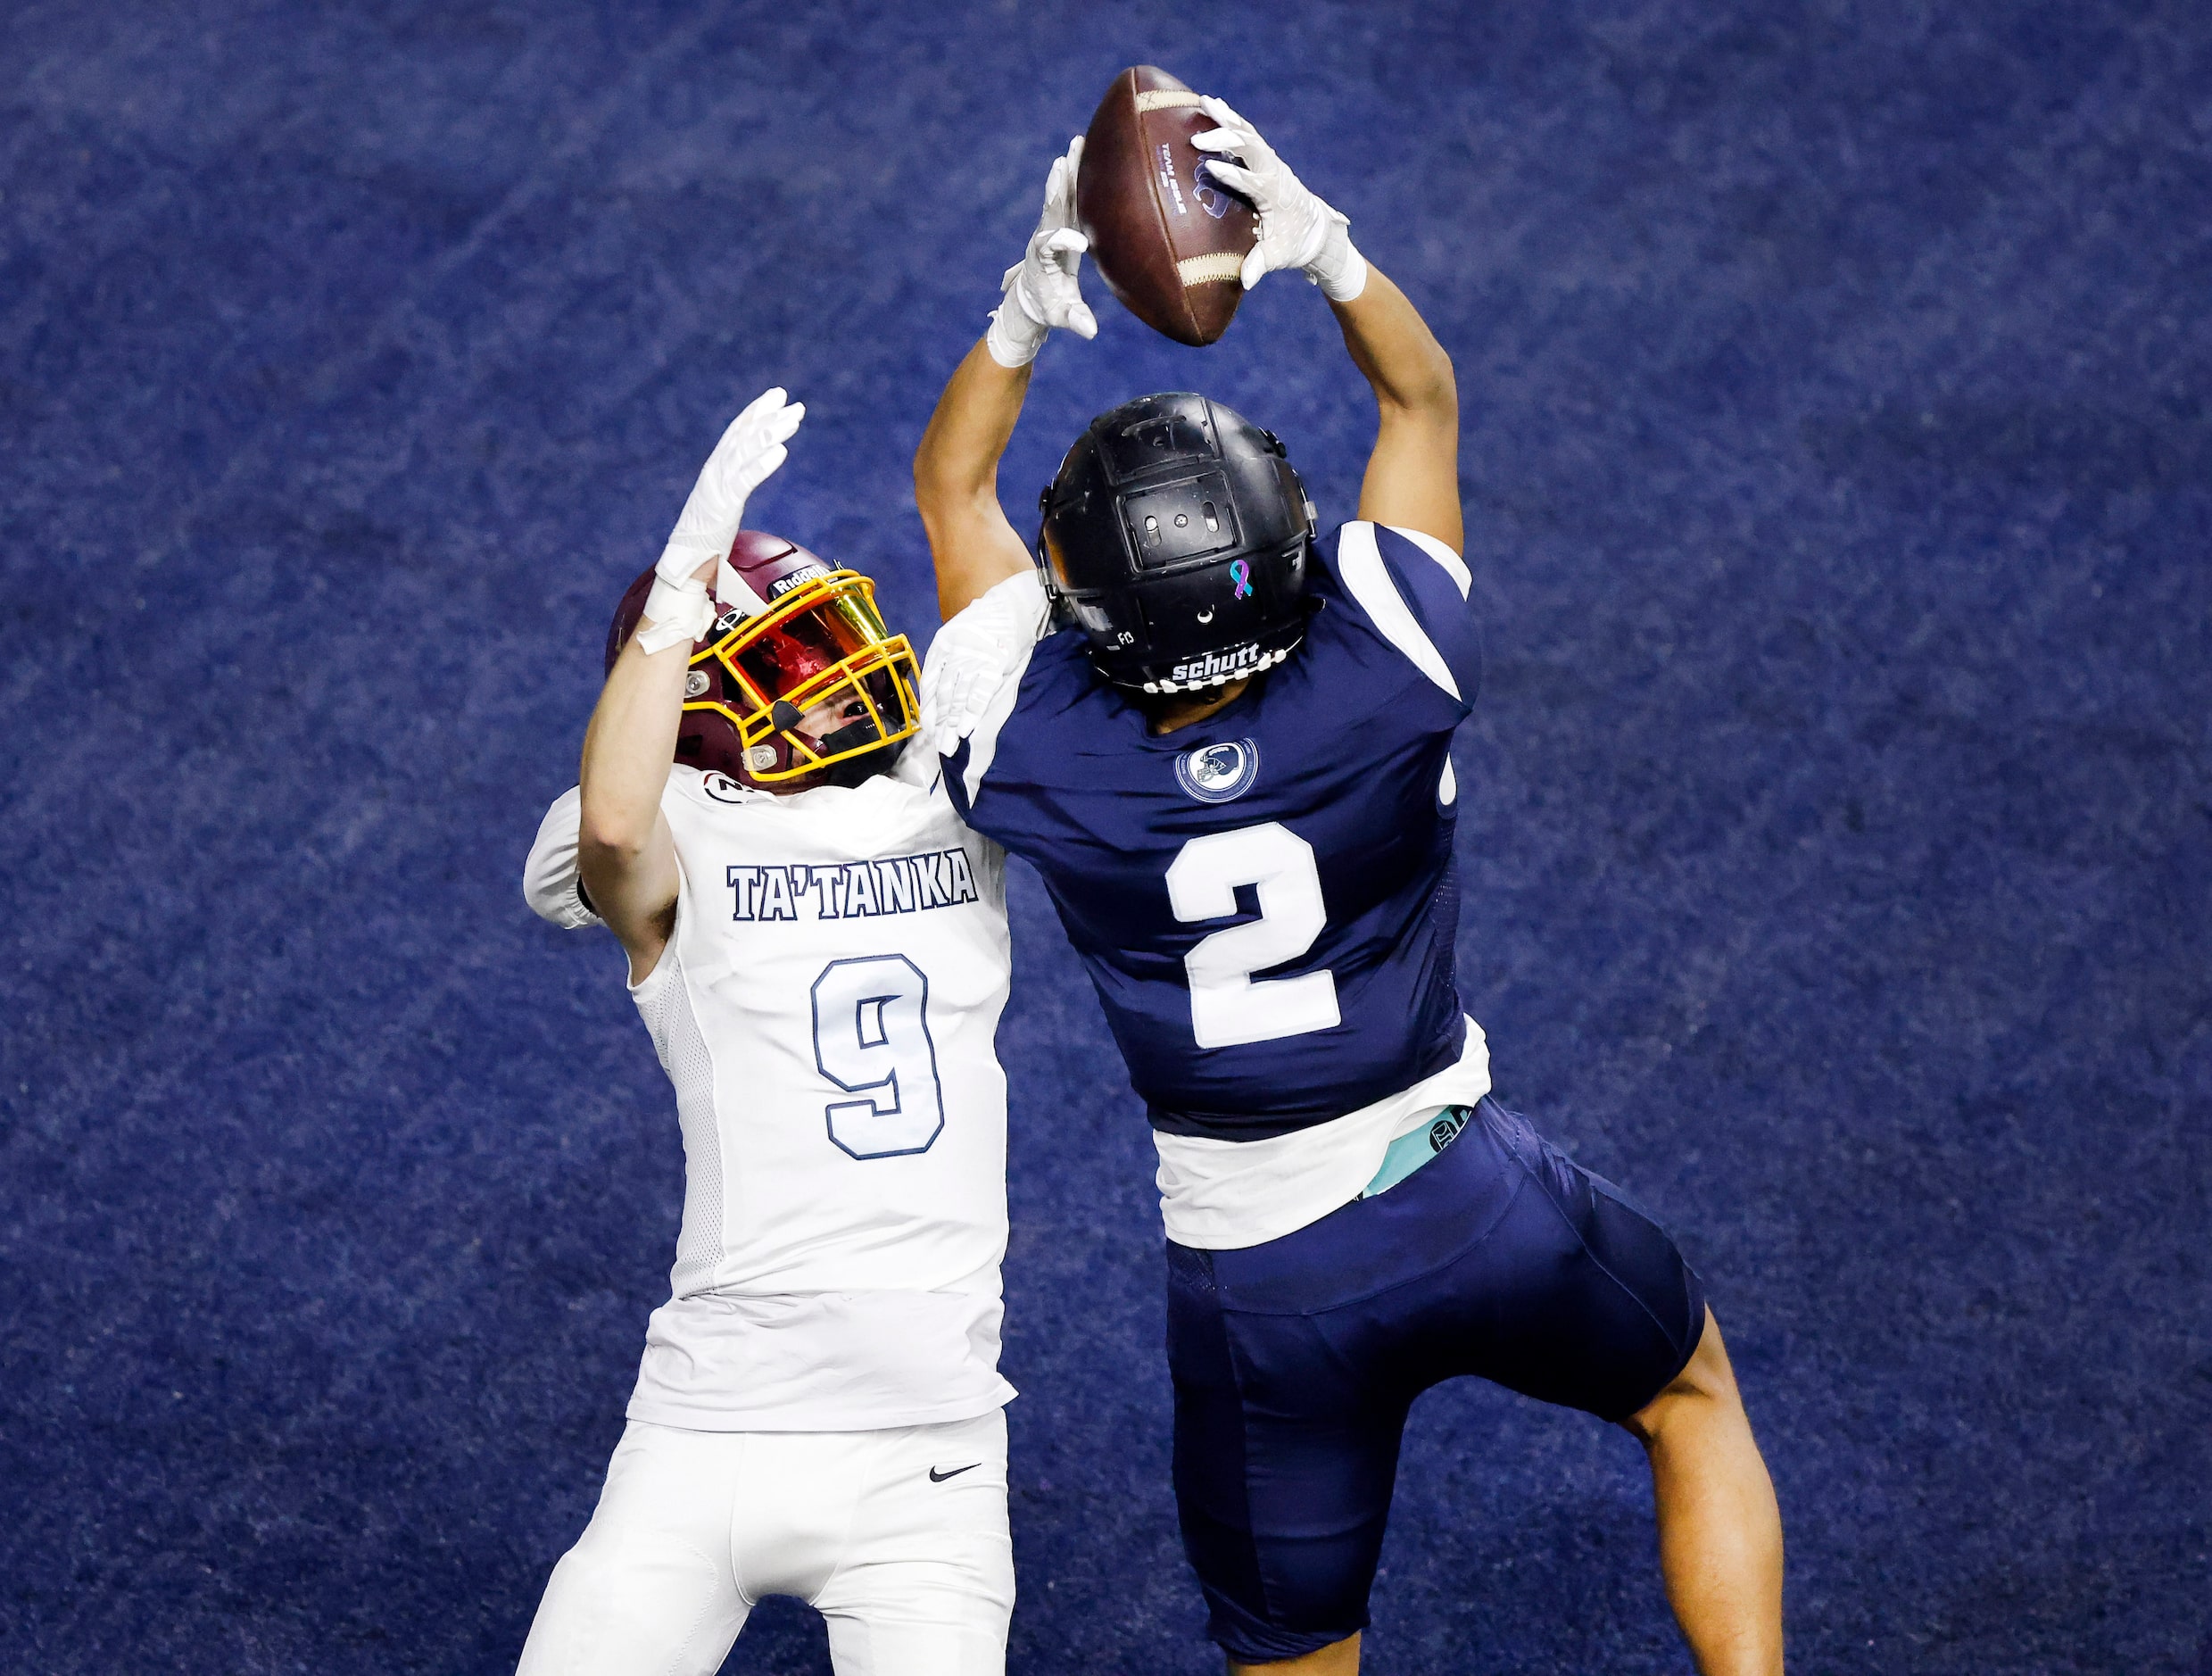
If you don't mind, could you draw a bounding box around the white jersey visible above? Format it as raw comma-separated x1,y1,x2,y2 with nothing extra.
524,754,1016,1433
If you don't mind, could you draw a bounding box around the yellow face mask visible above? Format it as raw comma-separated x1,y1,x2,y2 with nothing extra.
684,569,920,784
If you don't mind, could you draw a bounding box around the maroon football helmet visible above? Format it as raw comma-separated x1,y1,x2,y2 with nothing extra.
606,531,921,793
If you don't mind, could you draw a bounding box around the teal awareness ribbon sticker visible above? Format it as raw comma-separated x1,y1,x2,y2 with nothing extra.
1361,1106,1474,1199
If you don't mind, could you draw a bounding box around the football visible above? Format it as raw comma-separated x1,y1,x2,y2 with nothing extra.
1075,65,1257,347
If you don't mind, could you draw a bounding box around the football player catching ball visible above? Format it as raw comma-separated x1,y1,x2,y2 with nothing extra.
515,392,1020,1676
912,103,1786,1674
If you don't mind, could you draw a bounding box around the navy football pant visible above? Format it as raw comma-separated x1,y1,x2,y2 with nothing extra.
1165,1098,1706,1664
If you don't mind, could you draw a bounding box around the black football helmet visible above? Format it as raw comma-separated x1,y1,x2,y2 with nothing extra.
1036,392,1317,693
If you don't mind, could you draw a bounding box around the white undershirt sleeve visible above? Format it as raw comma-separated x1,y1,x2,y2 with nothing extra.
522,786,603,930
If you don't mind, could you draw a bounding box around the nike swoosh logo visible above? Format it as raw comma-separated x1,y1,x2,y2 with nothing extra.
929,1463,981,1482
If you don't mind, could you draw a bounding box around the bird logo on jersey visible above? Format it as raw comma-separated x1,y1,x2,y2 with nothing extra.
1174,738,1260,804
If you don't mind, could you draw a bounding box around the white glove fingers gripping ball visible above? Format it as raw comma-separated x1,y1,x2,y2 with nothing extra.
1190,95,1363,300
1039,226,1097,331
987,137,1098,366
1023,141,1097,333
1192,97,1273,170
1194,156,1262,202
1056,132,1098,336
1048,133,1084,223
1196,94,1247,129
1044,153,1072,222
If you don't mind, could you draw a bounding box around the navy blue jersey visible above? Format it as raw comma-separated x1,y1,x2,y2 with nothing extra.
944,522,1481,1142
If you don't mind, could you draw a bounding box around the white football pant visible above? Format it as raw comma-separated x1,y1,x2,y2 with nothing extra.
516,1409,1012,1676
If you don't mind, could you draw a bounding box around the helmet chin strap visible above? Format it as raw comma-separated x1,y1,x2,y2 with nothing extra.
816,714,887,758
799,718,902,789
766,703,901,791
816,738,903,788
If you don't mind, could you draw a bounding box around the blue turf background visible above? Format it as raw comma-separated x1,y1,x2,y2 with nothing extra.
4,2,2208,1671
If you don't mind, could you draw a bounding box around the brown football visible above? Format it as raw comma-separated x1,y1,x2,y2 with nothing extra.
1076,65,1257,347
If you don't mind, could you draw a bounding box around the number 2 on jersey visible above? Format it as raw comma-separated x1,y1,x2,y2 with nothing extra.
810,955,945,1158
1165,822,1341,1049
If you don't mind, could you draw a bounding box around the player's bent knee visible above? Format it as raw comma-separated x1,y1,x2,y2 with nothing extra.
1229,1628,1363,1676
1621,1307,1739,1443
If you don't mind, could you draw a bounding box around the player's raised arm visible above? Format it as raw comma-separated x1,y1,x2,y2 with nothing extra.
914,345,1036,626
579,389,802,978
577,603,692,975
915,138,1097,622
1196,99,1462,555
1329,268,1461,554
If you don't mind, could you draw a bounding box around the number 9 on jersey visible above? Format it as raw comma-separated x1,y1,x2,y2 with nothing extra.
810,955,947,1158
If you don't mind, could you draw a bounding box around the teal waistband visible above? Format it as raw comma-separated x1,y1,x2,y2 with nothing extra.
1361,1104,1477,1199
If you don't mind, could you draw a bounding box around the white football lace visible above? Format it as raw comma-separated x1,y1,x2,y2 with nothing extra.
1177,252,1245,286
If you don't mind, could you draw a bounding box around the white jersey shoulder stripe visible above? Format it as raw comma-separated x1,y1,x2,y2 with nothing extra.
1386,522,1471,600
1335,520,1461,701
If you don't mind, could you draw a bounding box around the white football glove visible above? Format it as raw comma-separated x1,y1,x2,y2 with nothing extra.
918,640,997,760
1191,97,1367,303
918,571,1054,759
637,386,805,654
986,136,1099,369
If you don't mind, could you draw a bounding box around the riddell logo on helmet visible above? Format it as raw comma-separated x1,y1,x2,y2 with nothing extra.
1171,643,1263,683
766,565,831,599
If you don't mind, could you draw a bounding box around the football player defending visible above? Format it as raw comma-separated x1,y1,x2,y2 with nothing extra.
513,389,1019,1676
911,116,1785,1673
